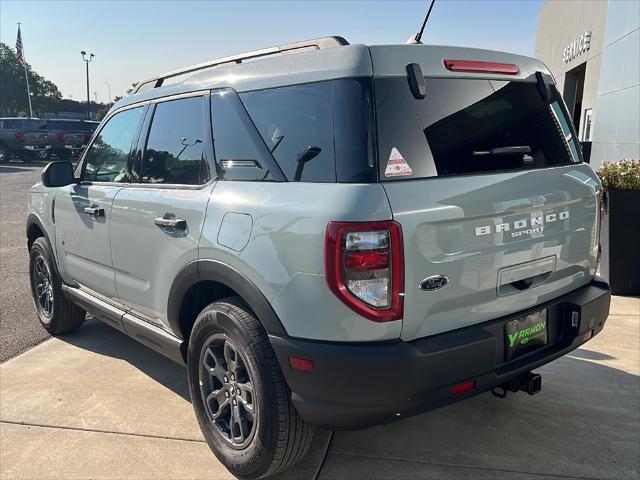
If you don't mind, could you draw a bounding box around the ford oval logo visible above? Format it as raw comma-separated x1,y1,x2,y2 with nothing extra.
419,275,449,291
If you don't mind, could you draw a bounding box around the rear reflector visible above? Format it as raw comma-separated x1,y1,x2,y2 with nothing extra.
443,59,519,75
451,380,476,396
289,356,314,374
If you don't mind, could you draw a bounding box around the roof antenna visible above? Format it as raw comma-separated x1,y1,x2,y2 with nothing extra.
407,0,436,44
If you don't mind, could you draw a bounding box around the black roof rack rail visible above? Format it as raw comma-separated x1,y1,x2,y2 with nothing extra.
131,36,349,94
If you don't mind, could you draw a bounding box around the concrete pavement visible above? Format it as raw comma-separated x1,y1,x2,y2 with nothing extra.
1,296,638,479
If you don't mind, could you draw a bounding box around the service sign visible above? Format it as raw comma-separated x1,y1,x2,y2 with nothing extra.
563,31,592,64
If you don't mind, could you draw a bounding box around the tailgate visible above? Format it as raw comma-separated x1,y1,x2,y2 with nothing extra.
384,165,600,340
23,130,48,146
372,73,601,341
61,131,86,144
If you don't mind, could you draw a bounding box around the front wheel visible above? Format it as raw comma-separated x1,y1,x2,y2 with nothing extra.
187,297,313,479
29,237,85,334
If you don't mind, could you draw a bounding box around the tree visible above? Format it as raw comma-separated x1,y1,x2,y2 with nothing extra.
96,82,138,121
0,42,62,117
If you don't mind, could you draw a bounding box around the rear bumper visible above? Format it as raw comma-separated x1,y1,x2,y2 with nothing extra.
270,277,610,430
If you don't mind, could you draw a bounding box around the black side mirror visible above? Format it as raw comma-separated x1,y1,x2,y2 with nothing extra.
41,161,75,187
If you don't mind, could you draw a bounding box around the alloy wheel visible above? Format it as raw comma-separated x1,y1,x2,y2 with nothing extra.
199,334,257,449
32,255,54,318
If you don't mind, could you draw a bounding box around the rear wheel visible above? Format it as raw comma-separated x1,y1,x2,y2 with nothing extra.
0,145,8,163
187,297,313,479
29,237,85,334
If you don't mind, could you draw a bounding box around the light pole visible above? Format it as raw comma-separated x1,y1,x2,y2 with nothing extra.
80,51,94,119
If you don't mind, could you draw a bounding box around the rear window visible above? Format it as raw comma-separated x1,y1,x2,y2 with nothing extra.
240,79,375,183
47,120,83,130
375,78,581,180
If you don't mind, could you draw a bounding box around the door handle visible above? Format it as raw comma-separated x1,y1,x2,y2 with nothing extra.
84,205,105,217
154,216,187,230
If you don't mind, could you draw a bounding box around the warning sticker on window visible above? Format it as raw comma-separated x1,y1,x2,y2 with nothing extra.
384,148,413,177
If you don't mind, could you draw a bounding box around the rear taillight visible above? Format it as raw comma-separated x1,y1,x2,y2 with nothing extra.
15,132,26,142
443,59,520,75
325,221,404,322
84,132,91,143
57,132,65,142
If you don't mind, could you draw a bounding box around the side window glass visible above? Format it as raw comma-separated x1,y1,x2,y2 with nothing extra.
210,89,279,181
82,107,144,183
141,97,209,185
240,83,335,182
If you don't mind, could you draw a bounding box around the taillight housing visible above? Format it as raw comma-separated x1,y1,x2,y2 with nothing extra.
325,221,404,322
57,132,66,142
84,132,92,143
15,132,26,142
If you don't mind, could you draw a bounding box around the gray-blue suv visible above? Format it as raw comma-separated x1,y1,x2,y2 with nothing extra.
26,37,611,478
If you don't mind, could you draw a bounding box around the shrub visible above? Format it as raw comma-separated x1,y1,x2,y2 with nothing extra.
596,159,640,190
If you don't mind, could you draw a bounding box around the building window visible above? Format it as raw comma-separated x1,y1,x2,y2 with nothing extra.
583,108,593,141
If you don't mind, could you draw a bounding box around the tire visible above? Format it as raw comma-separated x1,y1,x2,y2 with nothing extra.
188,297,313,479
29,237,85,334
37,149,49,161
0,145,8,163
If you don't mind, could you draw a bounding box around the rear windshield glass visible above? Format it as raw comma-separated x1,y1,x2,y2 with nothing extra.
47,120,83,130
240,79,375,183
375,78,581,180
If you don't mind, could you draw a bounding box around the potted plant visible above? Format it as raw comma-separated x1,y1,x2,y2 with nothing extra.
596,159,640,295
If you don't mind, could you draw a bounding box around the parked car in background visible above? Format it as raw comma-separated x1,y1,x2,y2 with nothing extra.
0,117,49,163
45,119,98,160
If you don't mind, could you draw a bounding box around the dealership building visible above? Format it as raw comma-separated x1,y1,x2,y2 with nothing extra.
535,0,639,168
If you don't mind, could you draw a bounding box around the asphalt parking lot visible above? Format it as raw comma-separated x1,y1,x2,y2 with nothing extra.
0,161,51,362
0,161,639,479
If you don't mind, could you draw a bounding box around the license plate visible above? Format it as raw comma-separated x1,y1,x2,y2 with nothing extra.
505,310,547,360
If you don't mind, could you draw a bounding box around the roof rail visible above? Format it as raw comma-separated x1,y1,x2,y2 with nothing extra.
131,36,349,94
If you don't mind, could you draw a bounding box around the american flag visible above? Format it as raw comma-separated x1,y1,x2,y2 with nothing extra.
16,25,25,65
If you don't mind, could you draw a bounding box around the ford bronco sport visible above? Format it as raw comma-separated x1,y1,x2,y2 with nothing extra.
27,37,611,479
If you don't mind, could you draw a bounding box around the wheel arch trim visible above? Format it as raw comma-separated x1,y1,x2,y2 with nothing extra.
167,259,287,340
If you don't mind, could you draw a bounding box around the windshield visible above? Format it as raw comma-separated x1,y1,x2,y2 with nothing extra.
375,77,582,180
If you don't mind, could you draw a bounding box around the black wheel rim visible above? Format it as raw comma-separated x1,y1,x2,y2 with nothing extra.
199,334,257,449
32,254,53,318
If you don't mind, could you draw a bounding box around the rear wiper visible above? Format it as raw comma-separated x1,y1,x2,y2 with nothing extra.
473,146,531,156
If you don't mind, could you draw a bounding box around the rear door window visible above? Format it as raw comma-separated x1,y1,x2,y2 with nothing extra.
141,96,210,186
375,77,582,180
210,89,282,181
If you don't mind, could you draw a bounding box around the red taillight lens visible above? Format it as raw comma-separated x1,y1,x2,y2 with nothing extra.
15,132,26,142
344,250,389,271
451,380,476,396
289,356,314,374
443,59,520,75
57,132,65,142
325,221,404,322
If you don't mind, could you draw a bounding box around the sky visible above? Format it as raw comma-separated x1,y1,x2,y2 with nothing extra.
0,0,543,103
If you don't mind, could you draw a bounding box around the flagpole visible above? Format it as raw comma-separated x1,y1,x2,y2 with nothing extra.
17,23,33,118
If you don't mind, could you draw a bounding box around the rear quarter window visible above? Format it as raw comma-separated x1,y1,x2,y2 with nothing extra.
239,79,375,183
375,77,582,180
